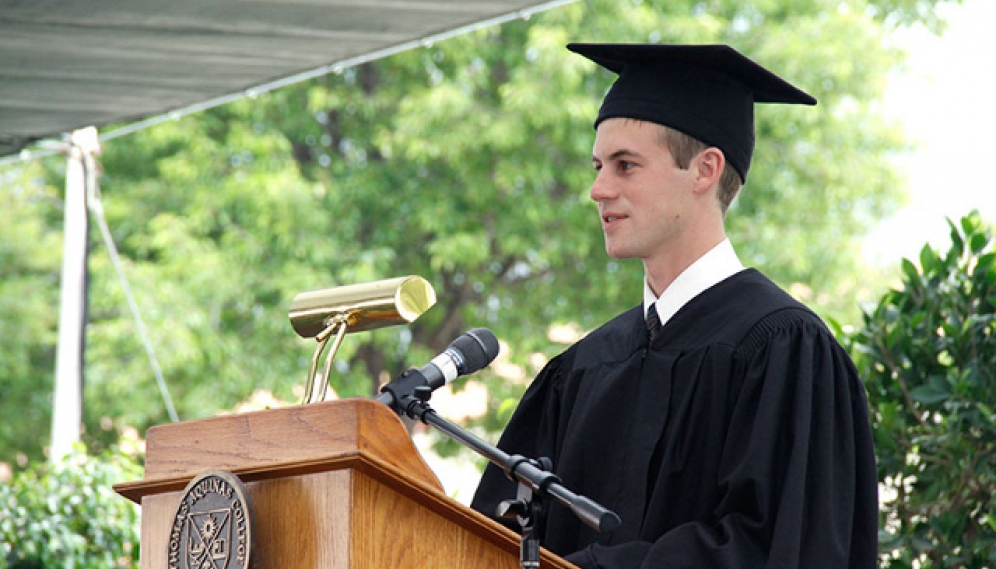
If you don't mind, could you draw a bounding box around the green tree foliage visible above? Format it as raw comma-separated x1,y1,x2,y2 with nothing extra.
0,0,957,465
0,446,141,568
0,163,63,466
848,211,996,568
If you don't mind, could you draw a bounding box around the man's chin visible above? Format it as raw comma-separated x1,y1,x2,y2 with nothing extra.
604,243,637,260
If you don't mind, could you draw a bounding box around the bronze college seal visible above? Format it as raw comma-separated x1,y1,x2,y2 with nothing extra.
168,470,253,569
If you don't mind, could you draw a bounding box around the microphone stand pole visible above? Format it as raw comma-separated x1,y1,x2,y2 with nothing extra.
386,386,621,569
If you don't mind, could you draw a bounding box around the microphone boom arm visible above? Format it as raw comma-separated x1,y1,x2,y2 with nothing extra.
389,388,622,536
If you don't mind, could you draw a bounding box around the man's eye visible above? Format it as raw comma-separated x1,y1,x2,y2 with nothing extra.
619,161,635,171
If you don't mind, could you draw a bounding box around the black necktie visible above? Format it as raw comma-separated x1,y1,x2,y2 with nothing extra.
646,303,662,343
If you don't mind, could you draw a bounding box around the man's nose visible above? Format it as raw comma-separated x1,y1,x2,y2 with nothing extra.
589,171,617,202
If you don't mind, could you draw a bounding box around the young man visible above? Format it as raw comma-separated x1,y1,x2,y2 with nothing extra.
471,43,878,568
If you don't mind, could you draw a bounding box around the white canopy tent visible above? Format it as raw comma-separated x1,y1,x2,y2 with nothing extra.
0,0,575,459
0,0,575,158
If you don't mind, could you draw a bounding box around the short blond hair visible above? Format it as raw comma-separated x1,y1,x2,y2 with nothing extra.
655,124,742,214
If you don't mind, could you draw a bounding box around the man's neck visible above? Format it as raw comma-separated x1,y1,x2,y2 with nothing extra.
644,232,727,297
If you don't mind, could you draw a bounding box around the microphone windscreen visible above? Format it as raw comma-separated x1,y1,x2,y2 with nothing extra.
452,328,500,373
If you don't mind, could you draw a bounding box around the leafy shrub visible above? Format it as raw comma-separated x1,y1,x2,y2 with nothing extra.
0,446,141,569
848,212,996,568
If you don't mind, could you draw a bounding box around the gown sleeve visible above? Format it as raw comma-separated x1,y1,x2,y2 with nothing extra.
564,309,878,569
470,350,574,528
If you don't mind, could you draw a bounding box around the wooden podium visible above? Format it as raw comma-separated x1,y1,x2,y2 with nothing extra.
114,398,575,569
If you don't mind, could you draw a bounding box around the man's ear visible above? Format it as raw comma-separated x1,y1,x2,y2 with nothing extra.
692,147,725,193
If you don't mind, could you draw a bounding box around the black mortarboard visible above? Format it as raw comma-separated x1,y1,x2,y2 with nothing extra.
567,43,816,182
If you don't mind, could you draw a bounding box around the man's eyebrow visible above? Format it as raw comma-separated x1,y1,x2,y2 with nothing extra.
593,149,643,162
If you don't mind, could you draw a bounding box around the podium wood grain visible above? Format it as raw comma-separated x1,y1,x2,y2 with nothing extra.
115,398,576,569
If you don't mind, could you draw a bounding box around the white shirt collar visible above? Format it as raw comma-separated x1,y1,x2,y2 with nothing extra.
643,239,745,327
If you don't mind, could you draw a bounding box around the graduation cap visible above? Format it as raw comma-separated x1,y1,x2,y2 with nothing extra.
567,43,816,182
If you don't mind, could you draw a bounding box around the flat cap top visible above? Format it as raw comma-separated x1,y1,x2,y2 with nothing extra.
568,43,816,181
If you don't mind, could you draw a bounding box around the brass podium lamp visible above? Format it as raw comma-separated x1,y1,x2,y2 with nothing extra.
288,276,436,404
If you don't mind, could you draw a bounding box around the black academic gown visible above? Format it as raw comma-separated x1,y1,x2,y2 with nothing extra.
471,269,878,569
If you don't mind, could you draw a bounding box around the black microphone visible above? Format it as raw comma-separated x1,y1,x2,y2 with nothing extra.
376,328,500,408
